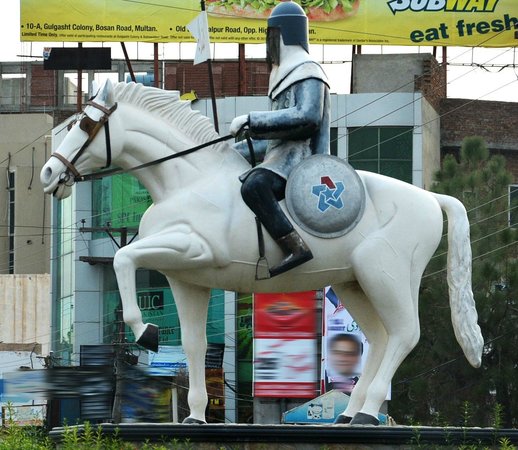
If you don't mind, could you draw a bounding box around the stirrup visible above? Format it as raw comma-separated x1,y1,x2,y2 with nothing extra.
269,249,313,278
255,256,270,280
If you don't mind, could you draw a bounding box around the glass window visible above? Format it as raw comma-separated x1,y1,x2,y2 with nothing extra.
92,174,152,238
330,127,338,157
60,253,74,298
102,269,225,347
348,127,413,183
63,72,89,107
56,295,74,365
54,192,75,363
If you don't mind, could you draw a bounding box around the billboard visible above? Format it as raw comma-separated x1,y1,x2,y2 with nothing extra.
20,0,517,47
253,291,318,398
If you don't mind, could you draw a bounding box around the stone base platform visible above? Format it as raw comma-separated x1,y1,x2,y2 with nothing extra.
49,423,518,449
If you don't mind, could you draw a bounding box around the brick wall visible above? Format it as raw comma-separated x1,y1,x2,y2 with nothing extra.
23,59,270,123
163,60,269,97
415,56,446,112
30,64,58,107
440,98,518,180
27,59,270,111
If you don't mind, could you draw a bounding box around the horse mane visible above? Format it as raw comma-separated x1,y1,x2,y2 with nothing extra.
112,82,222,146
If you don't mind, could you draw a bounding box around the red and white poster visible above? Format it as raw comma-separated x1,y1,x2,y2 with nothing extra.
253,291,318,398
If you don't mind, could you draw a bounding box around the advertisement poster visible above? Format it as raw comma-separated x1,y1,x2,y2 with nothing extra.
253,291,318,398
92,174,152,231
322,286,391,399
147,345,187,376
20,0,516,47
321,286,368,395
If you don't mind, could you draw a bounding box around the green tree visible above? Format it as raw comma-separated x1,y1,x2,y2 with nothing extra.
390,136,518,427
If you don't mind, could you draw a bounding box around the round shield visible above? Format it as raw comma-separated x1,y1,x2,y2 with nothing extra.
286,154,365,238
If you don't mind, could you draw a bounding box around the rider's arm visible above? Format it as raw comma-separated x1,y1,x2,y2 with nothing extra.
247,78,326,140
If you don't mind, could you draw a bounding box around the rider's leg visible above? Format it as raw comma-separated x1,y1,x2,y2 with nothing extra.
241,169,313,277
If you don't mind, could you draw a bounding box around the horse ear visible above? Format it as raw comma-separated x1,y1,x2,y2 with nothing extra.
91,80,100,98
98,79,116,107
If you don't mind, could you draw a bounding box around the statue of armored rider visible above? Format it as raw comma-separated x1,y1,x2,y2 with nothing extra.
230,1,330,278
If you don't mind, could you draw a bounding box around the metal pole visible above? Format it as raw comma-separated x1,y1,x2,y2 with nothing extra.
442,46,447,97
154,43,159,88
120,42,136,82
200,0,219,132
239,44,246,96
77,43,82,111
111,226,128,424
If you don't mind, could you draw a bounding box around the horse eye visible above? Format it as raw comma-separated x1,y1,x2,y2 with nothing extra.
79,116,98,135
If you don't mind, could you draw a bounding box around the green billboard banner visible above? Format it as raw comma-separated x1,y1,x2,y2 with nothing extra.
93,174,152,231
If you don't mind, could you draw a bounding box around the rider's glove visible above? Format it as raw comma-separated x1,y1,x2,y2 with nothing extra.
229,114,249,136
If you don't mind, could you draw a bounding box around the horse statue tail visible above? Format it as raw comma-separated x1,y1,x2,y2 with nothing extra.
432,193,484,368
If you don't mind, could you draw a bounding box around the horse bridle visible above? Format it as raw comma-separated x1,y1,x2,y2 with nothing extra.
51,98,241,185
51,100,118,185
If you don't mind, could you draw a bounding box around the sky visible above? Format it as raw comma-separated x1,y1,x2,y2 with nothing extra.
2,0,517,102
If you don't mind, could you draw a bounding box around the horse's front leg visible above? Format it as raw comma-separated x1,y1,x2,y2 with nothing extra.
112,245,150,348
112,228,217,352
168,278,211,424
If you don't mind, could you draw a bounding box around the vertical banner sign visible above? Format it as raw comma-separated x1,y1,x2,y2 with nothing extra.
20,0,516,47
253,291,318,398
321,286,368,395
321,287,391,399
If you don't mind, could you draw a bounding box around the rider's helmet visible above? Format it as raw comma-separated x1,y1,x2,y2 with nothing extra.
267,1,309,66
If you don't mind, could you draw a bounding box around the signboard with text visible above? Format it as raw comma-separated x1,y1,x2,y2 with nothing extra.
253,291,318,398
20,0,516,47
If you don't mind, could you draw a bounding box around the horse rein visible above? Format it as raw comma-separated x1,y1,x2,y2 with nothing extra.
51,99,250,184
51,100,118,185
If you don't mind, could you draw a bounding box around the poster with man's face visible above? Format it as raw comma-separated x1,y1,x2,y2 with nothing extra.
321,287,369,395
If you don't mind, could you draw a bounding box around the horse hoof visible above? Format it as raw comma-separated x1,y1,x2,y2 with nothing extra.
136,324,159,352
334,414,352,424
182,417,206,424
349,412,380,426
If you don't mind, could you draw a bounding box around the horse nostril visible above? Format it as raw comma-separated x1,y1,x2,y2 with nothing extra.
43,166,53,183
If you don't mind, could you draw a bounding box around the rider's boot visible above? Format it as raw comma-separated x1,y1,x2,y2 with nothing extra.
241,169,314,277
269,229,313,277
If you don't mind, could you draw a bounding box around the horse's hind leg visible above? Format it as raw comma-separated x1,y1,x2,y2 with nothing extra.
168,278,211,424
331,282,388,423
349,238,421,424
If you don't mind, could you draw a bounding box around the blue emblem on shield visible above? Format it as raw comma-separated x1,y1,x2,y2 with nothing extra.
312,176,345,212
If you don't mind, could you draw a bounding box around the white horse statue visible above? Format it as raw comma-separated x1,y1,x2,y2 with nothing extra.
40,80,483,425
